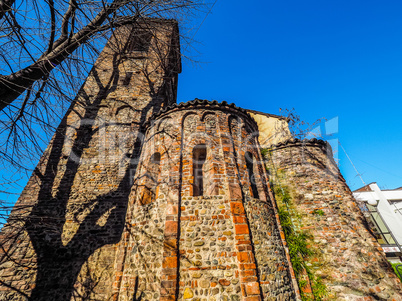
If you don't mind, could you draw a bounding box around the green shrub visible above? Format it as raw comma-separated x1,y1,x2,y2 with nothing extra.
260,148,269,157
312,209,325,216
391,262,402,282
272,178,327,299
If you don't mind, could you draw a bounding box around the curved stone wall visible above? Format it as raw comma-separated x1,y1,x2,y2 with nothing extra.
112,100,298,300
266,138,402,300
0,20,181,301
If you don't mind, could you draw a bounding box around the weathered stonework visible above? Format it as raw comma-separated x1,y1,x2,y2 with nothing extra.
114,100,297,300
0,17,401,301
0,19,180,301
266,138,402,300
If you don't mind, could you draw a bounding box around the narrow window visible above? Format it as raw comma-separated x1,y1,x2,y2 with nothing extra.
245,152,259,199
149,152,161,177
122,71,133,86
140,152,161,205
193,144,207,196
126,30,153,52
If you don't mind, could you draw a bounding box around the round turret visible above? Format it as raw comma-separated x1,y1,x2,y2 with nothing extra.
266,138,402,300
113,100,298,300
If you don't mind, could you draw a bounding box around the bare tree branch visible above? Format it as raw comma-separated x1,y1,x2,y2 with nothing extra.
0,0,203,111
0,0,16,21
0,0,206,200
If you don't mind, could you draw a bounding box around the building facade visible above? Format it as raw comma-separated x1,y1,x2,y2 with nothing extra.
265,139,402,300
354,183,402,260
0,19,402,301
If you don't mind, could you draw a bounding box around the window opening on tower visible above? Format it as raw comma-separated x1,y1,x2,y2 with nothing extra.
140,152,161,205
192,144,207,197
126,30,153,52
245,151,259,199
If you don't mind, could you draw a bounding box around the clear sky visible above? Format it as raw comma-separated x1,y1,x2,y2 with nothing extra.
1,1,401,212
177,0,402,191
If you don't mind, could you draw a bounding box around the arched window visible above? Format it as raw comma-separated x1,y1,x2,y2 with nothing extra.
193,144,207,196
140,152,161,205
245,152,259,199
150,152,161,173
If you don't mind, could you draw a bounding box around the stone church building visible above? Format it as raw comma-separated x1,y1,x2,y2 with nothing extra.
0,19,401,301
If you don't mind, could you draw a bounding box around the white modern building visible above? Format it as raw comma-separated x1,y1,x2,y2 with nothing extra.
353,182,402,260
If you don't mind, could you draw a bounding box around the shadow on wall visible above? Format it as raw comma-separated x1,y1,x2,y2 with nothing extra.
25,53,130,301
0,28,178,300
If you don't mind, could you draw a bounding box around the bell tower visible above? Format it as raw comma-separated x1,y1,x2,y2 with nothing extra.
0,19,181,301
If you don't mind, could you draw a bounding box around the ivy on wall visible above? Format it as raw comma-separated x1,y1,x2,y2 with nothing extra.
391,263,402,282
262,148,328,301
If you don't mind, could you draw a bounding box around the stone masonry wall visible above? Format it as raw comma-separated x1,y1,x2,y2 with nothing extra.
109,100,297,300
0,20,180,301
266,138,402,300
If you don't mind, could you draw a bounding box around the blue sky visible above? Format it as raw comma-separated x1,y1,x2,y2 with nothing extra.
1,0,401,211
178,0,402,190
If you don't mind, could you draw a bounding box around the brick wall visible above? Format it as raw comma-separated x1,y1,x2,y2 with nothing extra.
266,138,402,300
3,16,397,301
111,100,298,300
0,19,180,301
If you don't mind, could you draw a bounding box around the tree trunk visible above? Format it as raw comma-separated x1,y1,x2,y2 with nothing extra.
0,0,125,111
0,60,55,111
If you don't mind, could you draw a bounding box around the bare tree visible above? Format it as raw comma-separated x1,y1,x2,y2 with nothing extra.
279,108,327,139
0,0,203,109
0,3,207,298
0,0,206,197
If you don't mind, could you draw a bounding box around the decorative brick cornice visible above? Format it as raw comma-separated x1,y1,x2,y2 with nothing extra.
269,138,333,155
146,98,259,131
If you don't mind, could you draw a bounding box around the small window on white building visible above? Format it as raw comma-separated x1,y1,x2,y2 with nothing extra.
367,204,396,245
